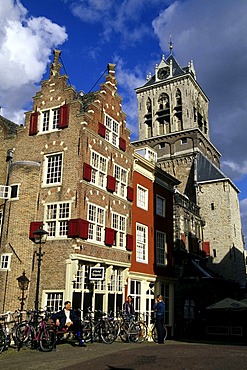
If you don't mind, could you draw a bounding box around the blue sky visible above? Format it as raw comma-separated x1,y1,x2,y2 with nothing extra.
0,0,246,243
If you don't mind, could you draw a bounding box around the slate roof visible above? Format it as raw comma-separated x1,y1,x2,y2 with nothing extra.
197,152,227,182
0,115,18,135
141,54,188,89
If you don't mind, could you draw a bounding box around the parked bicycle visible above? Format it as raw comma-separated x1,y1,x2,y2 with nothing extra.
16,309,56,352
83,308,118,344
150,319,168,342
0,310,23,353
118,311,147,343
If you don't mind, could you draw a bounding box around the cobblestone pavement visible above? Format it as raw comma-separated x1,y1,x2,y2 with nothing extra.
0,340,246,370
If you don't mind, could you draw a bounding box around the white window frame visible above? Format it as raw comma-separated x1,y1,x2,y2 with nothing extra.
130,279,141,312
136,223,148,263
90,150,108,188
104,113,119,147
156,195,166,217
39,106,60,133
0,184,20,200
137,184,148,210
44,201,71,238
112,212,126,248
108,268,123,292
43,152,63,186
0,253,12,270
43,291,64,312
87,203,105,243
114,164,128,198
156,230,167,266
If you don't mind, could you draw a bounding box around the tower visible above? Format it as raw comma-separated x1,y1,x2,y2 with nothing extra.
132,45,246,288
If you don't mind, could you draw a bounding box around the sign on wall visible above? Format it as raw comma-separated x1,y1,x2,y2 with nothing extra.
89,267,104,281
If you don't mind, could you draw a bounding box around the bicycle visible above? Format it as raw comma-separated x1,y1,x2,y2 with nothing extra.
0,311,23,353
83,308,118,344
151,319,168,342
118,312,147,343
16,309,56,352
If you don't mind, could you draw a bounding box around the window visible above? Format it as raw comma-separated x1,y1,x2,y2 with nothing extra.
0,185,10,199
112,213,126,248
9,184,20,200
136,223,148,263
130,280,141,312
137,185,148,210
114,164,127,198
181,138,187,144
0,254,11,270
74,263,93,290
105,113,119,146
40,107,60,132
88,203,105,243
90,151,107,188
0,184,20,200
108,268,123,292
45,292,63,312
156,195,165,217
45,202,71,238
44,153,63,186
156,231,167,265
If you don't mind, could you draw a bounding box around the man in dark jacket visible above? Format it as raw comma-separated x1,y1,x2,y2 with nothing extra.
53,301,86,347
153,294,165,344
123,295,135,317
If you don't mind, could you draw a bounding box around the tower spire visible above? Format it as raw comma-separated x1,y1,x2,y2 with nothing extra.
169,35,173,54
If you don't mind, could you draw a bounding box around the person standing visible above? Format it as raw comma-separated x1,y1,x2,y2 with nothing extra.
153,294,165,344
123,295,135,317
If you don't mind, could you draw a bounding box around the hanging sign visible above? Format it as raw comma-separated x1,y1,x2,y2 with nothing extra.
89,267,104,281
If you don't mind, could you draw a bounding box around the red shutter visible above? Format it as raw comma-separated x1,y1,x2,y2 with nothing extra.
105,228,115,246
29,221,43,241
29,112,39,136
127,186,134,202
58,104,69,129
68,219,89,239
107,175,116,192
98,122,106,138
83,163,92,181
202,241,210,256
119,137,126,151
126,234,133,251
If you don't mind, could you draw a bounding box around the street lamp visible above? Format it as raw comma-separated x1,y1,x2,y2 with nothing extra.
17,271,30,316
33,225,49,313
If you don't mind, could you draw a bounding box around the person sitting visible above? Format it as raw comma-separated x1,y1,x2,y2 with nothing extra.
53,301,86,347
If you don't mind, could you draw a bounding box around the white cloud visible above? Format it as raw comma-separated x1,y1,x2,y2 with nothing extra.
0,0,68,124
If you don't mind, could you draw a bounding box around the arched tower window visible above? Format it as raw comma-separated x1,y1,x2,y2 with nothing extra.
174,89,183,131
145,97,153,138
156,93,170,135
158,93,169,110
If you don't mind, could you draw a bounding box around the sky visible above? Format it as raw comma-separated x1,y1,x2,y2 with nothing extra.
0,0,246,244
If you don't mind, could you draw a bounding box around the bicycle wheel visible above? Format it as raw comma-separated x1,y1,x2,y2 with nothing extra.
39,325,56,352
100,320,117,344
82,320,93,343
119,322,129,342
129,321,147,343
16,322,35,349
0,327,7,354
152,322,167,342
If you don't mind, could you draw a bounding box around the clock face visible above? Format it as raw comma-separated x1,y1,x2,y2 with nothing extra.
158,68,168,80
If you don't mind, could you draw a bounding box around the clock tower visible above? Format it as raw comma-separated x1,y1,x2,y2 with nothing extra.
132,47,246,287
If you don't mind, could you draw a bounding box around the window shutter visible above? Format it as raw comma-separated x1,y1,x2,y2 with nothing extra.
98,122,106,138
29,112,39,136
105,227,115,246
119,137,126,151
83,163,92,182
126,234,133,251
68,219,89,239
202,241,210,256
107,175,116,193
58,104,69,129
127,186,134,202
29,221,43,241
